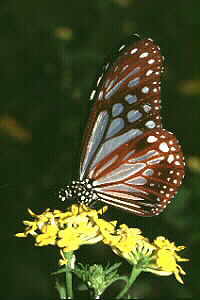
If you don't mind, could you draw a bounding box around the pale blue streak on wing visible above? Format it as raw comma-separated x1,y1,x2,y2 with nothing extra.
143,168,154,176
126,176,147,185
105,118,124,139
112,103,124,117
147,157,164,165
80,111,109,180
124,94,137,104
123,149,136,161
128,77,140,88
94,183,147,195
129,150,158,162
93,162,146,185
94,155,118,178
127,110,142,123
91,128,142,169
105,67,140,100
96,193,143,208
89,128,142,173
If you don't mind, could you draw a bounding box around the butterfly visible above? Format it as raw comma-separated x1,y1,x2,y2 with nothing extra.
59,35,185,217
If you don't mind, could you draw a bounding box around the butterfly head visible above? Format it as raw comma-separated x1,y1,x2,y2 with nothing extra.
59,178,98,205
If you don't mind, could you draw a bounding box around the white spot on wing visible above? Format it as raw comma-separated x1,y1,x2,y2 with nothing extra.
143,104,151,112
90,90,96,100
131,48,138,54
142,87,149,94
146,69,153,76
167,154,174,163
119,44,125,51
159,142,169,153
98,90,104,100
148,59,155,64
139,52,149,58
147,135,158,143
145,120,156,128
97,75,103,86
121,65,129,72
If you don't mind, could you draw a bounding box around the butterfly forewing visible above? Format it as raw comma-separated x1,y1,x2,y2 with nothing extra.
80,38,164,180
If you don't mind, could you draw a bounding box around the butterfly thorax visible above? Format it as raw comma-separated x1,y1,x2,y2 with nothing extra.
59,178,98,205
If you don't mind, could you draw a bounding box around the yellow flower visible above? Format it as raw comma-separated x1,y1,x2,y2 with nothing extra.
145,236,189,284
15,220,38,237
35,224,59,246
153,236,185,252
96,218,117,243
113,225,144,253
105,226,189,284
116,239,155,266
103,223,147,264
57,217,102,252
16,204,110,252
16,205,189,285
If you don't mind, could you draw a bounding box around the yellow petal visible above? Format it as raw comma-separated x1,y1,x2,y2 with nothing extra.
15,232,27,238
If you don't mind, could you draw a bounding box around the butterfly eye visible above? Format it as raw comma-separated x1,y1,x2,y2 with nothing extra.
60,36,185,217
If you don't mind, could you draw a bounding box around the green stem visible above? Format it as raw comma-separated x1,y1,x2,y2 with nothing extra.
64,252,74,299
116,267,142,299
55,278,67,299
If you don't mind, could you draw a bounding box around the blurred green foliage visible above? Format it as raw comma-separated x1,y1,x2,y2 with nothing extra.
2,0,199,298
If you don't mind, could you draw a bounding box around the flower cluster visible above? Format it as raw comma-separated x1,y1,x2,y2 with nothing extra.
16,205,110,252
101,223,188,284
16,204,188,284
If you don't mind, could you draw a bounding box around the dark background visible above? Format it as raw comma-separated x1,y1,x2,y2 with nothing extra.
2,0,199,298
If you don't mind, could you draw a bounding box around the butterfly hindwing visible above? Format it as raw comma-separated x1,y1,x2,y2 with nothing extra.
91,129,185,216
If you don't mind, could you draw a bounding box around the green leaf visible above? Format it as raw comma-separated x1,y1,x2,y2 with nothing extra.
51,267,66,275
73,263,124,298
104,262,122,274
